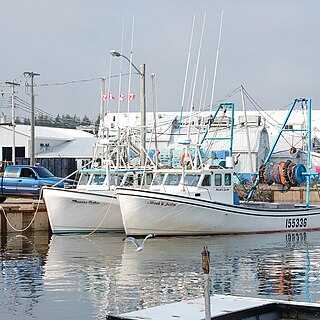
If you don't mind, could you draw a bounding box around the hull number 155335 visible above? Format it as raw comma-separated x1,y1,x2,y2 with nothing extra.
285,217,307,229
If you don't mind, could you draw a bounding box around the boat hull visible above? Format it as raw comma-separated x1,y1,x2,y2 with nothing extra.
43,187,123,233
117,187,320,236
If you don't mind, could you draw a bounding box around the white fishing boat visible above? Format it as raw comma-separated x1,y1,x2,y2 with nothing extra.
117,98,320,236
43,168,152,233
43,78,154,234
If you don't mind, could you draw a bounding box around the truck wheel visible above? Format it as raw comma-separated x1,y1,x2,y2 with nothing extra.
0,197,6,203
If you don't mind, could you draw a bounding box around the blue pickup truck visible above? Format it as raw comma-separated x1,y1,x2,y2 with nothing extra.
0,165,76,203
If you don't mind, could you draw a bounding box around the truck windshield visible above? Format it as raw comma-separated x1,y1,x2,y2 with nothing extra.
34,167,55,178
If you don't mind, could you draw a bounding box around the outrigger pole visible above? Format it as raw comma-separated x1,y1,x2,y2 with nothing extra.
306,99,312,207
200,102,234,157
246,98,315,206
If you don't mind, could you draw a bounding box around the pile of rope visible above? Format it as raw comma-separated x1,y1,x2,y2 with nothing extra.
259,160,306,187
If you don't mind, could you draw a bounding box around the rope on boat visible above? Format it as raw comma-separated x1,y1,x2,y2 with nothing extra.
82,200,113,238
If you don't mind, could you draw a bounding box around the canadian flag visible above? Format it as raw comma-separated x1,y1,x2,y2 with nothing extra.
129,93,136,100
119,94,125,101
107,93,115,100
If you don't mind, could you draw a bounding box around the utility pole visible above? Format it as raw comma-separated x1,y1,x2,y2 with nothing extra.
5,81,20,164
23,72,40,165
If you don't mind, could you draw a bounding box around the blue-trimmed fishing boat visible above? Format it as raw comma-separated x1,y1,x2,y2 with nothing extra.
116,98,320,236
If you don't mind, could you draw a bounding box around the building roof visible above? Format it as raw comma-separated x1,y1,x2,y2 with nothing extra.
15,125,95,140
37,136,97,158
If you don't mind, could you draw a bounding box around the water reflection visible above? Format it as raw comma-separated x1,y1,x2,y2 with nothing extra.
1,231,320,319
0,232,50,319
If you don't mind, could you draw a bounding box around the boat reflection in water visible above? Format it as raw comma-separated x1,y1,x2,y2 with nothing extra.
0,232,50,319
1,231,320,319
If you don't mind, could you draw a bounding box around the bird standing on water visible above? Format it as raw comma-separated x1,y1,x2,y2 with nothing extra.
122,234,155,251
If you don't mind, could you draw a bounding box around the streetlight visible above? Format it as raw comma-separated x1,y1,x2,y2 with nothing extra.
109,50,146,167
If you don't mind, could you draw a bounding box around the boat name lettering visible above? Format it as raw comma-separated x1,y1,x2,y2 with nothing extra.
72,199,100,205
147,201,177,207
285,217,307,229
216,188,230,191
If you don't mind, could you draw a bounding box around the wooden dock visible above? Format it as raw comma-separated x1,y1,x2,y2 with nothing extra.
0,199,50,233
106,294,320,320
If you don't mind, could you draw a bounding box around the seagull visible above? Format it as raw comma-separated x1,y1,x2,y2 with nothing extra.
122,234,155,251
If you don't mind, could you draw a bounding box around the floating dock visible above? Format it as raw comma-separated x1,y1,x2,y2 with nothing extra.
106,294,320,320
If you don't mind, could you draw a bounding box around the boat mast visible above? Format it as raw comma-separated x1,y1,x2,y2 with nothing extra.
182,12,206,172
127,15,135,167
240,85,254,173
209,10,224,112
178,14,195,137
187,12,206,140
306,99,312,207
92,77,106,166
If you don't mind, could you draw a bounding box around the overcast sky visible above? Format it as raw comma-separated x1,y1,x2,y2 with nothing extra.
0,0,319,121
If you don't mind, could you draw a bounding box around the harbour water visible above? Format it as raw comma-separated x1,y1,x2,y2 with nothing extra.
0,230,319,320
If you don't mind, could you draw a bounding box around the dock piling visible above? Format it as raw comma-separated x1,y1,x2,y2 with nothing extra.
202,245,211,320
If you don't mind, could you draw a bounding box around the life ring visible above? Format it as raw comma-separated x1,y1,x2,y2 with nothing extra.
180,152,193,169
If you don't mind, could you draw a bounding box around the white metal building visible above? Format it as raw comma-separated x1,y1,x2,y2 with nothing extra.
0,124,97,176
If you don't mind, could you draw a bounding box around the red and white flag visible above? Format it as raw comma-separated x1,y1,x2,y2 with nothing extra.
129,93,136,100
119,94,125,101
107,93,115,100
101,94,107,100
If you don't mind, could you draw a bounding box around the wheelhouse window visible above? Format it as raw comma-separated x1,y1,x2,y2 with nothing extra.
184,174,201,186
110,174,124,186
201,175,211,186
225,173,232,186
78,173,90,185
123,175,134,186
152,173,165,186
214,174,222,186
137,172,154,186
164,174,182,186
89,173,105,185
145,173,153,185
